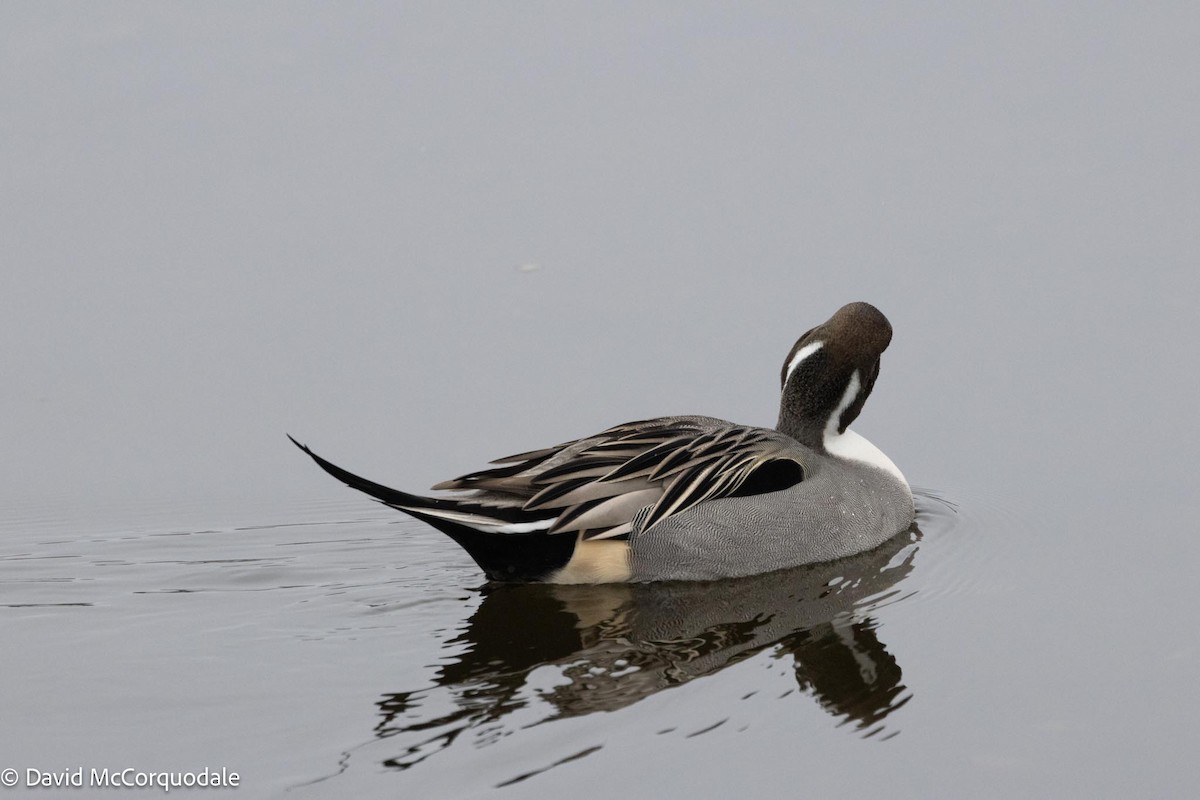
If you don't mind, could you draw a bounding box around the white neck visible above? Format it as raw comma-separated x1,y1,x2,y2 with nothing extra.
821,368,909,488
824,428,909,489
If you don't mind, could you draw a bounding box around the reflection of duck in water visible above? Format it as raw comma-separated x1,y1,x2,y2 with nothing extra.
292,302,914,583
376,522,921,771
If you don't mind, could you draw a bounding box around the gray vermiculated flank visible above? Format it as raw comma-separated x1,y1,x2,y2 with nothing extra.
628,455,915,582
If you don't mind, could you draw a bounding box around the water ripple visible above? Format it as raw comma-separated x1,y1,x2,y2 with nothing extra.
908,486,1013,603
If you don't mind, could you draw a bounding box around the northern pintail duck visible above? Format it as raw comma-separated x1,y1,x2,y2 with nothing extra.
290,301,914,583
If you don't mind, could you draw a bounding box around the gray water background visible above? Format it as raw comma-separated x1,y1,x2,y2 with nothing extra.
3,4,1199,797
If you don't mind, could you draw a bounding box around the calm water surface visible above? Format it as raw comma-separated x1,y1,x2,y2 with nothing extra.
4,491,953,797
6,476,1194,798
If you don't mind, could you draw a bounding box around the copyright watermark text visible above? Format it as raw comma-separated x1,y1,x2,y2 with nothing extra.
2,767,239,792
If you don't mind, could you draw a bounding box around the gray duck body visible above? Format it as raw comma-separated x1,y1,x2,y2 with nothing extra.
627,420,914,581
290,301,915,584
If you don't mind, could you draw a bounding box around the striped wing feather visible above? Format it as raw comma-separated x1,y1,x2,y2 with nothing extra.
437,418,805,540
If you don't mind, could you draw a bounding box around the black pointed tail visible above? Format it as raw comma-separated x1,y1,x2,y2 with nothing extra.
287,435,575,582
288,434,451,512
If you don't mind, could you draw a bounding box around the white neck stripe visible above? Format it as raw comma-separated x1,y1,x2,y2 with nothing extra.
824,369,861,443
821,369,909,488
784,341,824,385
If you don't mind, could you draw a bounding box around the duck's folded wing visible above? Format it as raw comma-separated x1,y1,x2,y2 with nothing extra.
435,418,809,540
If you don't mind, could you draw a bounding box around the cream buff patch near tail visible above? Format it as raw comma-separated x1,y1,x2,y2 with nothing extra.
549,537,633,584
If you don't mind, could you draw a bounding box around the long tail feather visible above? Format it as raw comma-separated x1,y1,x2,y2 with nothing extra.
286,435,576,582
287,435,439,511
